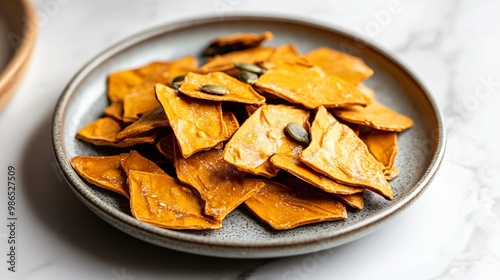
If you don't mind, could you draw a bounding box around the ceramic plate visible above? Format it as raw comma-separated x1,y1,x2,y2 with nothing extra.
52,15,445,258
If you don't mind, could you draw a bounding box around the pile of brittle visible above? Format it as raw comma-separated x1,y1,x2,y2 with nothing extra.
72,32,413,230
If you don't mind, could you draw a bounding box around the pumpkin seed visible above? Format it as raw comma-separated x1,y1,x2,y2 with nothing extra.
171,75,186,83
238,70,258,84
234,62,267,75
172,83,182,90
171,75,185,90
199,84,230,95
202,46,218,57
286,122,309,143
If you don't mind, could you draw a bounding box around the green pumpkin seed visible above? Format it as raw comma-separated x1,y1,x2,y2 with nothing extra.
234,62,267,75
202,46,218,57
171,75,186,83
199,84,230,95
286,122,310,143
238,70,258,84
171,75,185,90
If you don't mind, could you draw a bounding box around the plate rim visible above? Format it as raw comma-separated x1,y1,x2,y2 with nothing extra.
52,14,446,256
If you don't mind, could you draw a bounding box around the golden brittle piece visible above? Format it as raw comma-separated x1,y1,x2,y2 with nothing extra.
384,167,400,181
112,132,158,147
76,117,121,143
203,31,273,56
255,63,372,109
155,83,229,158
268,125,364,196
223,104,310,178
200,47,275,73
304,47,374,84
121,150,166,176
154,111,238,163
156,133,175,162
71,154,129,198
105,69,154,121
260,44,311,69
334,192,365,210
174,144,264,220
360,129,398,172
357,83,376,99
128,170,221,230
270,153,364,196
106,57,198,121
245,104,260,117
76,117,157,147
244,180,347,230
122,88,160,123
280,174,365,210
104,101,124,121
300,106,393,200
179,72,265,105
116,106,169,141
334,101,414,132
222,111,240,137
108,58,198,103
342,121,360,136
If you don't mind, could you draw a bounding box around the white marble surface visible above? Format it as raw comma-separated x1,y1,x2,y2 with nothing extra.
0,0,499,279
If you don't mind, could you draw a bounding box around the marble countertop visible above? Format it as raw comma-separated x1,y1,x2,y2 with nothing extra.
1,0,499,279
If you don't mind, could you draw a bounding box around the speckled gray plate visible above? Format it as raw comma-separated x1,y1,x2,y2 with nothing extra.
52,15,445,258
